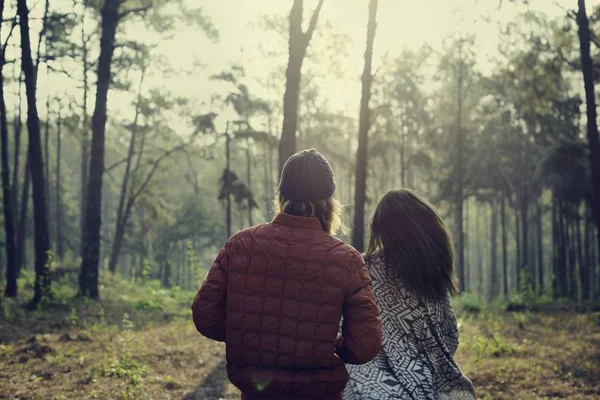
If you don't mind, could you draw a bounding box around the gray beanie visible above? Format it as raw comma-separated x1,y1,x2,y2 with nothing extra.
279,149,336,202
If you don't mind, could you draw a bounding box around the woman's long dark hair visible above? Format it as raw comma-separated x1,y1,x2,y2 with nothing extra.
366,189,459,300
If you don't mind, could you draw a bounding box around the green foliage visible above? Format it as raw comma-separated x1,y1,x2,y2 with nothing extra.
455,292,485,314
473,315,519,359
102,313,146,388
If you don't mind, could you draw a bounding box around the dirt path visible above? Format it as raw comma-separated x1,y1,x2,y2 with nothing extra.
1,310,599,399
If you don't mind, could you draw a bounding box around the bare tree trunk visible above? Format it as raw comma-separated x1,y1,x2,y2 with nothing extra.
108,71,144,274
246,138,253,226
558,199,568,298
79,0,120,299
454,40,466,292
15,156,30,274
520,199,529,290
225,129,232,239
577,0,600,267
278,0,324,174
44,91,50,232
515,207,521,291
476,200,482,295
490,199,498,299
263,145,270,220
11,78,22,219
536,197,543,295
80,10,90,256
0,0,17,297
552,195,558,298
501,194,508,297
55,108,63,260
585,205,593,300
18,0,52,306
568,217,577,300
352,0,379,252
577,209,586,301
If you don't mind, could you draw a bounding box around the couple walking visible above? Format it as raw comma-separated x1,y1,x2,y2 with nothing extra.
192,149,476,400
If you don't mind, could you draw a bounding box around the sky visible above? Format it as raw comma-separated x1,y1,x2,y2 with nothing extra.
127,0,594,130
5,0,600,134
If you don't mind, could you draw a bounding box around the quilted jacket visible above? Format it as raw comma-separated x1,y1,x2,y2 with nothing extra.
192,213,382,399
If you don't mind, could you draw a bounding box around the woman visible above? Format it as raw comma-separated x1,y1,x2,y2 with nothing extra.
192,149,382,400
344,189,475,400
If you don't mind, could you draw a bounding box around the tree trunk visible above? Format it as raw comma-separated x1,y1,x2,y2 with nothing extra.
79,0,119,299
490,199,498,299
568,217,577,300
515,207,521,291
577,209,586,300
0,0,17,297
18,0,52,306
15,156,30,274
246,138,253,226
44,92,50,232
268,142,274,217
585,205,593,300
558,199,568,297
500,195,508,297
454,41,466,292
279,0,324,174
475,200,483,295
11,78,22,220
577,0,600,268
352,0,379,252
108,71,144,274
520,199,529,290
225,129,232,239
263,145,270,220
55,109,63,260
552,196,558,298
536,197,543,296
80,10,90,256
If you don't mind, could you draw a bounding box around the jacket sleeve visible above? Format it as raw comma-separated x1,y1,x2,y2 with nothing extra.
191,236,237,342
337,252,382,364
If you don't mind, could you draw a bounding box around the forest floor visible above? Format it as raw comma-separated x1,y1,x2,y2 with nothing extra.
0,272,599,400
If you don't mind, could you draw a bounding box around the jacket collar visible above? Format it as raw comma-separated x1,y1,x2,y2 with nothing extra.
272,213,325,231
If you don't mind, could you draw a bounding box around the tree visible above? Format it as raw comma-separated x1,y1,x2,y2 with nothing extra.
577,0,600,264
278,0,324,175
79,0,122,298
1,0,17,297
17,0,52,306
352,0,379,252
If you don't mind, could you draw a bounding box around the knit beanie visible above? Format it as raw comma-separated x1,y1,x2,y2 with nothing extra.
279,149,336,202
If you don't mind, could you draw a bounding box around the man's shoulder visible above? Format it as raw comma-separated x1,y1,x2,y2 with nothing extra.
325,236,364,264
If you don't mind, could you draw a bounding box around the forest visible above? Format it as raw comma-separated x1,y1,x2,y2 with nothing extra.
0,0,599,398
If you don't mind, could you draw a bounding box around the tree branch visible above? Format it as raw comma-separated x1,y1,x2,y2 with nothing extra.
47,63,74,79
303,0,324,45
119,5,152,20
1,16,17,60
130,138,195,203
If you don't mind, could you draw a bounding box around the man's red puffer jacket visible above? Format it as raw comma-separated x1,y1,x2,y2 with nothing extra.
192,213,382,400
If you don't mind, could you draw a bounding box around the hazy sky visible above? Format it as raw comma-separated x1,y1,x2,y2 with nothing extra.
132,0,591,129
8,0,600,133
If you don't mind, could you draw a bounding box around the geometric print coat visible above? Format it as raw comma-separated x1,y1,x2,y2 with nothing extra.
343,255,476,400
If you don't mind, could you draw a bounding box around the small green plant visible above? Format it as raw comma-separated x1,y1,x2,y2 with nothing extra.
102,313,146,389
456,292,484,314
67,307,79,327
519,269,535,306
141,259,151,283
512,312,530,325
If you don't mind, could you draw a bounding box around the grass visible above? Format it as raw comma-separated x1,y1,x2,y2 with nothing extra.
1,273,599,399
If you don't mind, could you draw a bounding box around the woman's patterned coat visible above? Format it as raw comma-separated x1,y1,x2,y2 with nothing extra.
343,255,476,400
